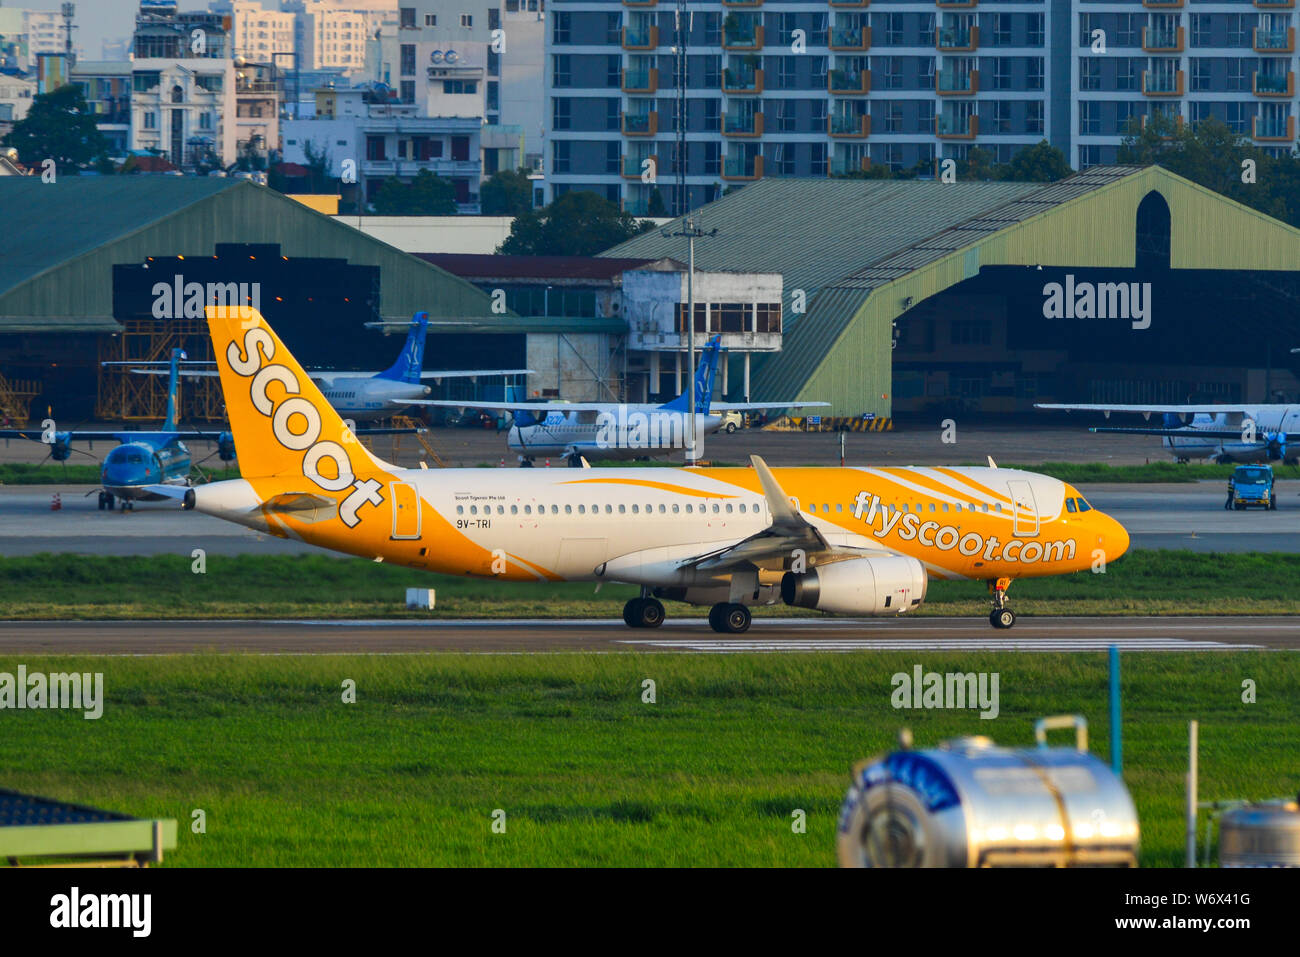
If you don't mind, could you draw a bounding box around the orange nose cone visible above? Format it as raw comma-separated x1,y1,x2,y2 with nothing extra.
1105,514,1130,563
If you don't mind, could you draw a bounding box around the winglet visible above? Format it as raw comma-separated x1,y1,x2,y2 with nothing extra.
750,454,800,526
987,455,998,469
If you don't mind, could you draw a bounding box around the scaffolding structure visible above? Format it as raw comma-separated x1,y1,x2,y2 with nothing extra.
362,415,446,468
0,373,39,426
96,320,225,422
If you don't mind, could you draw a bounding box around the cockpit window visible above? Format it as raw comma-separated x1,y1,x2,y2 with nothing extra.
1075,497,1092,512
1065,498,1077,513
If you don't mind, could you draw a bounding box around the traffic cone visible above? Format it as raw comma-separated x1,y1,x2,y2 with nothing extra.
50,492,62,511
499,457,505,468
544,458,551,468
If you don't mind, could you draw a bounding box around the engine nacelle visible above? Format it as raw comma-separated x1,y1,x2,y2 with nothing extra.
781,555,927,616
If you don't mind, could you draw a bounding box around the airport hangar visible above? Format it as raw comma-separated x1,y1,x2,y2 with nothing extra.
604,165,1300,421
0,177,522,424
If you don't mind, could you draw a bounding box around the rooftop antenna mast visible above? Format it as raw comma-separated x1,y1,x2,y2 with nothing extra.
61,3,75,64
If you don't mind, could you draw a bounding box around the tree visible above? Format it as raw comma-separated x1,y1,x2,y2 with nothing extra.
647,188,667,216
1000,140,1073,182
371,169,458,215
498,190,654,255
2,83,107,172
957,145,1000,181
480,166,534,216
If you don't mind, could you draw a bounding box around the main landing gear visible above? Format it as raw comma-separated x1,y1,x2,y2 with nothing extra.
97,491,115,511
708,602,751,634
622,588,665,628
988,577,1016,629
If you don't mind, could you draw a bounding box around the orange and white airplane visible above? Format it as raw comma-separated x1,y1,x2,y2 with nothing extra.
154,307,1130,632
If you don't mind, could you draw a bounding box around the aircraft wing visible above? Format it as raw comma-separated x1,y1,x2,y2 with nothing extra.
129,368,220,377
405,399,610,412
1035,403,1257,415
709,401,831,411
1088,426,1300,441
0,428,224,442
672,455,840,573
419,369,532,380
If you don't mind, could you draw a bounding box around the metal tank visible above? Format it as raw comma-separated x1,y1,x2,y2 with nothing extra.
837,716,1140,867
1219,799,1300,867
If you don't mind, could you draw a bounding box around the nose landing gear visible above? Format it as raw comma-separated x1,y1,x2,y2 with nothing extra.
988,577,1016,629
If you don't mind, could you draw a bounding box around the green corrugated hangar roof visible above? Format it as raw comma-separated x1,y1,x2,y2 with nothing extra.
0,178,500,333
603,166,1300,415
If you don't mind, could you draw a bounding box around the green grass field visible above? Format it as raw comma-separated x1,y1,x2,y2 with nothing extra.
2,550,1299,619
2,652,1292,867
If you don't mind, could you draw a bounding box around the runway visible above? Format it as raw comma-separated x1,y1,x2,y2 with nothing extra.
0,480,1294,555
0,616,1293,654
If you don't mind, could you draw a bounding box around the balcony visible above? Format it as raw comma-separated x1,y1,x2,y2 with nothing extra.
1141,25,1184,52
936,68,978,94
1253,71,1295,96
1142,0,1182,7
1141,69,1184,95
723,111,764,136
830,25,871,51
936,26,978,51
622,154,657,179
1254,27,1295,52
622,0,656,6
722,154,763,180
621,111,658,136
829,113,870,137
828,153,869,176
622,67,659,94
722,0,763,6
829,68,871,94
1254,0,1294,7
829,0,869,7
722,67,763,94
723,24,763,50
1252,114,1296,141
622,25,659,50
936,113,979,138
937,0,977,8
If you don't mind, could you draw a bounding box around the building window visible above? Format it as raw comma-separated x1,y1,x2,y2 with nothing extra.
366,135,386,160
553,139,570,173
1190,14,1211,48
552,55,570,88
1026,101,1043,135
400,7,415,29
461,14,473,28
1080,101,1100,136
443,80,477,94
553,12,570,45
425,14,437,27
994,14,1013,47
142,111,157,130
1026,14,1043,47
605,13,621,46
951,320,991,346
1026,58,1043,91
1079,56,1100,92
401,80,415,104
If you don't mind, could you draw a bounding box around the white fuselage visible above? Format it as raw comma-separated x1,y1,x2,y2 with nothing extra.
509,409,723,460
1162,407,1300,461
316,376,431,422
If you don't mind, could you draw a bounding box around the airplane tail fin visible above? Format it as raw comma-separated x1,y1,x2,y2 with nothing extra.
162,348,184,432
375,312,428,384
205,306,386,480
661,336,721,414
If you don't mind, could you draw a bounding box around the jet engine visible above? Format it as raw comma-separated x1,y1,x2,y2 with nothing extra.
781,554,927,616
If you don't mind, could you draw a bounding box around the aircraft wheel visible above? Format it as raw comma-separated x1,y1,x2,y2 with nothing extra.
710,602,750,634
520,459,534,468
623,598,643,627
97,492,106,511
990,608,1016,629
106,495,115,510
566,453,583,468
725,422,737,434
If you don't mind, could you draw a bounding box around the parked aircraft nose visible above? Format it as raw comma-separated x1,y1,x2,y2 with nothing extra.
1099,512,1130,564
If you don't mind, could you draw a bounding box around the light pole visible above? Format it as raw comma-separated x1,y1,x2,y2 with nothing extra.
662,216,717,465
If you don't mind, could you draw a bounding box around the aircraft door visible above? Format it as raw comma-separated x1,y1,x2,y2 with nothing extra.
1006,480,1039,537
390,482,422,540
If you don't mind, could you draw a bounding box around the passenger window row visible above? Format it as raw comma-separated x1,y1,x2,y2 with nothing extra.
454,501,763,516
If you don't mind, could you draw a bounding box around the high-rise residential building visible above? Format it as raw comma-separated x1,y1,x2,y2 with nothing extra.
224,1,296,62
0,7,69,70
544,2,1300,216
1075,3,1299,165
296,3,370,70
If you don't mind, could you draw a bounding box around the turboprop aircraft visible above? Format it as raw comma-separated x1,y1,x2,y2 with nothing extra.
129,312,530,423
148,307,1129,632
1035,403,1300,464
411,336,828,466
